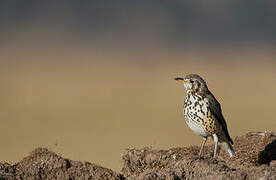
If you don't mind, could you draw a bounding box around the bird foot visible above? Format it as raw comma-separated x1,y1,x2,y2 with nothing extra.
210,158,218,164
197,156,205,160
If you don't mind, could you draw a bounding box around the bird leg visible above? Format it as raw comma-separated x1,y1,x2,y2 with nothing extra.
213,134,218,158
199,137,207,158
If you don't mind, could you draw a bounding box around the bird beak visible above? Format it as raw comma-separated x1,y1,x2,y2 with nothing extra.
174,77,187,83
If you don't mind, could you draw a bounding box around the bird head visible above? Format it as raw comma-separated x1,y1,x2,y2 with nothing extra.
174,74,208,94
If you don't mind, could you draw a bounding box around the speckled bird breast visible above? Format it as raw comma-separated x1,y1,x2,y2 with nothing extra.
183,93,216,137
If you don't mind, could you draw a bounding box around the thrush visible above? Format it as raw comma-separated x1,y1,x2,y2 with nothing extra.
175,74,235,158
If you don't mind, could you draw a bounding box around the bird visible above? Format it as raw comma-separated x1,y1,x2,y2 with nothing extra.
174,74,235,158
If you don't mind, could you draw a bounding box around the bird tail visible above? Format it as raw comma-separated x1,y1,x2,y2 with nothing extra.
222,141,235,157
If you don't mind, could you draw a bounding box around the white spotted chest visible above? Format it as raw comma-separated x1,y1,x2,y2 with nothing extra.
183,94,211,137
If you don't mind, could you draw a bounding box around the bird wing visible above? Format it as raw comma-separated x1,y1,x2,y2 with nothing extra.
207,92,233,144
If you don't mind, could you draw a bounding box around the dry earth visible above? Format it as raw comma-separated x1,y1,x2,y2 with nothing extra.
1,132,275,180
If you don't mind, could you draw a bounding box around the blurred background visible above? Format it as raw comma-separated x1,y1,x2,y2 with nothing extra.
0,0,276,171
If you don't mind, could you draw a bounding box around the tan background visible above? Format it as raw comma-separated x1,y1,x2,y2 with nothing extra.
1,45,276,171
0,1,276,171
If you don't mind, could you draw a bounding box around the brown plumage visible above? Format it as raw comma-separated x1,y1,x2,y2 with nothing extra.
175,74,235,158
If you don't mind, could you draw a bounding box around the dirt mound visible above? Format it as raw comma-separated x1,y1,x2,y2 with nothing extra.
122,132,276,179
0,132,275,179
0,148,124,180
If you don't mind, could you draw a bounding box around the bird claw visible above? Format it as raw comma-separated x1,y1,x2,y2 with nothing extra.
197,156,205,160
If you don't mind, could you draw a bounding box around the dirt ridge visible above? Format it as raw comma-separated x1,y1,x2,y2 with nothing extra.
1,132,275,179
